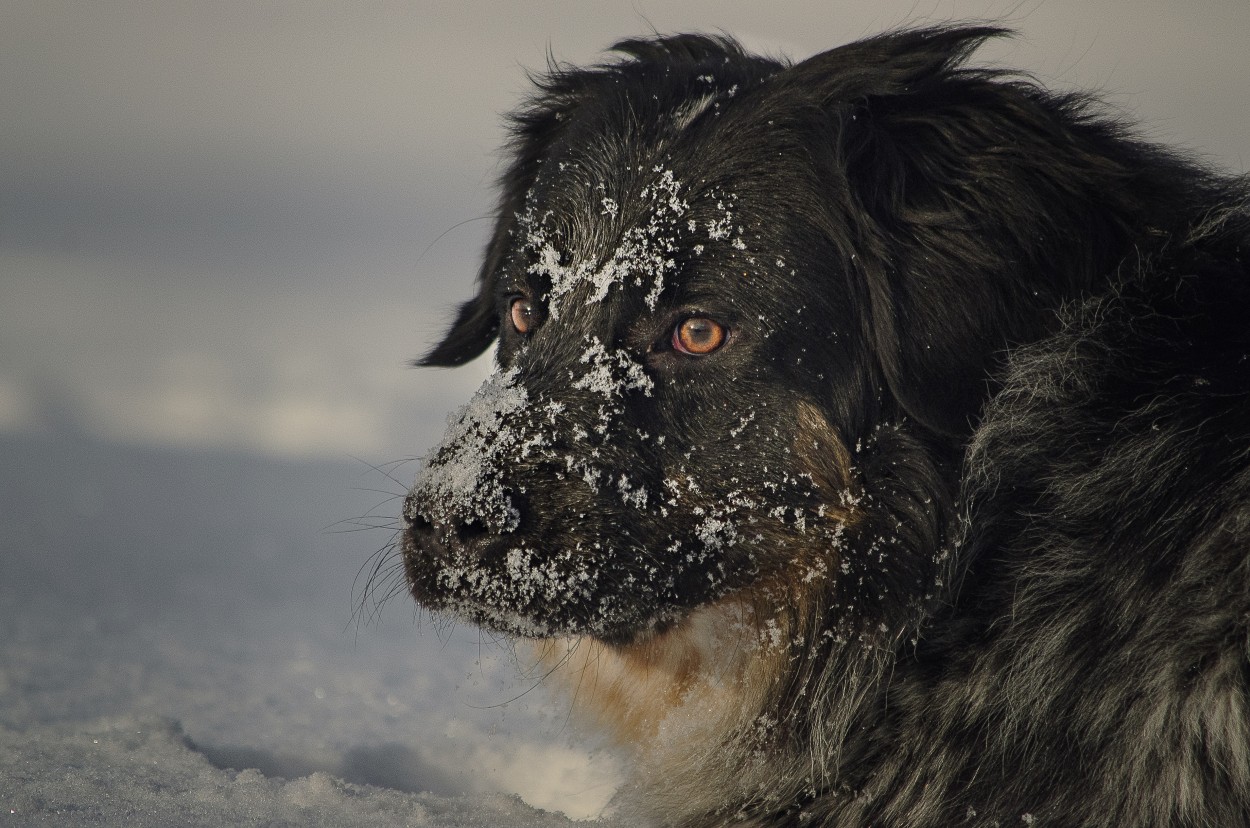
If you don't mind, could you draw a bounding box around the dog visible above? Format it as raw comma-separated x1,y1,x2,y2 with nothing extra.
400,25,1250,826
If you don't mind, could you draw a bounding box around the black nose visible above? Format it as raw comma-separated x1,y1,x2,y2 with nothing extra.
402,487,507,609
402,496,438,554
403,489,495,555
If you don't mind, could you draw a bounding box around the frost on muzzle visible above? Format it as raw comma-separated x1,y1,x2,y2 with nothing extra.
401,345,691,642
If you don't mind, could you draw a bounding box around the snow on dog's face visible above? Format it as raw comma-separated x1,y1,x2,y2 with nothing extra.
403,155,861,644
403,30,1039,649
400,46,883,646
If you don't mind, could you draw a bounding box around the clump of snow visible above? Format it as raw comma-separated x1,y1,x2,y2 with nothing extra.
411,367,532,533
0,716,614,827
694,514,739,553
573,337,654,400
616,475,648,510
522,166,691,314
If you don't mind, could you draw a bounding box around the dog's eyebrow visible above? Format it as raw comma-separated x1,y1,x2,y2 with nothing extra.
673,92,718,131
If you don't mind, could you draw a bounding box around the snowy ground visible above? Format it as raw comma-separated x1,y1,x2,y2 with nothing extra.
0,431,624,825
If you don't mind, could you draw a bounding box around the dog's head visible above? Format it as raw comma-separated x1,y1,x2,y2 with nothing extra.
403,25,1145,649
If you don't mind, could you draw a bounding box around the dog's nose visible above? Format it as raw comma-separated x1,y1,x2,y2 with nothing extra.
402,495,437,549
403,495,463,577
403,489,498,553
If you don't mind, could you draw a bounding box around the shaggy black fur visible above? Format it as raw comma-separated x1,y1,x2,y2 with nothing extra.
402,25,1250,826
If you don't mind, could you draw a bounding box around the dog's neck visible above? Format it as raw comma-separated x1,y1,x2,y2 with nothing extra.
534,601,809,820
535,598,906,823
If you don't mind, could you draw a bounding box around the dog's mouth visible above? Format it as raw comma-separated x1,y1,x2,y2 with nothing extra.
401,442,858,648
400,503,689,644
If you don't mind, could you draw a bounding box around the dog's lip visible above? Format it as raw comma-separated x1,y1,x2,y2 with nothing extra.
400,516,687,644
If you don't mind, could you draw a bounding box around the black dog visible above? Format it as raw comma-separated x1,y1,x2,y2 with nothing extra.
402,25,1250,826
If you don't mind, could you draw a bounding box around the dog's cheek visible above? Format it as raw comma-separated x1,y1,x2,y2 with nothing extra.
645,404,856,601
733,404,858,592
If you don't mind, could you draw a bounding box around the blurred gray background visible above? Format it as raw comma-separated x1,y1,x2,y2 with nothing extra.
2,0,1246,463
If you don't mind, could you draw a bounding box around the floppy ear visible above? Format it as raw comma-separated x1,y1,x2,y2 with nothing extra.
415,226,507,368
417,60,588,368
787,25,1106,438
415,233,502,367
415,150,545,367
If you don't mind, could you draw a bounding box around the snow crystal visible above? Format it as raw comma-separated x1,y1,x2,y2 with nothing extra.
695,515,739,551
762,618,785,650
615,474,648,509
706,213,733,241
573,337,654,399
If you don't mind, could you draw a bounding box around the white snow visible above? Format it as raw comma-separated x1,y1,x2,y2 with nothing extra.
0,716,591,827
521,166,691,315
0,432,623,826
411,367,532,533
572,338,654,400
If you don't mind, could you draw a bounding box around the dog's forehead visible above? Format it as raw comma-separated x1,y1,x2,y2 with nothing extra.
521,165,677,300
510,153,764,320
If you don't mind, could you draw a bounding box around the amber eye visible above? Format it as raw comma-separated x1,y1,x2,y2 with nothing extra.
509,298,537,335
673,316,727,355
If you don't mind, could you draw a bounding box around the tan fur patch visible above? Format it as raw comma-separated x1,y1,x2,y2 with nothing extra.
531,602,786,751
793,400,857,505
522,400,863,820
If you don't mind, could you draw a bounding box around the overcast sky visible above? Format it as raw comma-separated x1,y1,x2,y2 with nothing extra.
2,0,1247,463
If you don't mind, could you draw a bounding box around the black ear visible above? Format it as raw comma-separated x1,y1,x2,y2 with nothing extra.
416,284,500,367
786,24,1008,101
416,198,523,367
792,25,1016,437
417,57,590,368
788,26,1107,438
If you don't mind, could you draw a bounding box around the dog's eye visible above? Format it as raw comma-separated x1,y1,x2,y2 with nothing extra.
673,317,727,355
509,298,538,335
